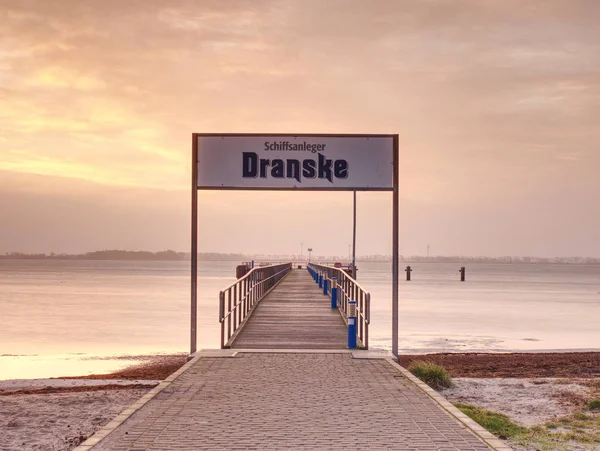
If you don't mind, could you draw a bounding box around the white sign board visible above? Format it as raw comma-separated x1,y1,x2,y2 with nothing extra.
195,134,394,190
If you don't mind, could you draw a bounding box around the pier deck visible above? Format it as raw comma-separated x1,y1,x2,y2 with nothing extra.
230,269,347,349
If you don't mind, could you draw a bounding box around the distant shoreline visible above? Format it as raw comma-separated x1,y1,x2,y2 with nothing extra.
1,250,600,264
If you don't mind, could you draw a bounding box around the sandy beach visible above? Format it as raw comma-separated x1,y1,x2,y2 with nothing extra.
1,352,598,451
0,355,187,451
400,353,600,451
1,386,152,450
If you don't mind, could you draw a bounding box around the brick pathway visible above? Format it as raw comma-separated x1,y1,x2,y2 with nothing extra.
93,353,492,451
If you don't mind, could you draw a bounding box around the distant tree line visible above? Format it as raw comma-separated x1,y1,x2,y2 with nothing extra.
0,250,246,261
402,255,600,264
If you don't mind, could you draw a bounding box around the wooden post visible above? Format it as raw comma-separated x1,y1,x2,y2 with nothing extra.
227,289,232,339
331,278,337,308
460,266,466,282
219,292,225,348
348,300,357,349
405,265,412,281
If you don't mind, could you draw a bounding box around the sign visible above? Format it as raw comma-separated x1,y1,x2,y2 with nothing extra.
194,134,394,191
190,132,399,358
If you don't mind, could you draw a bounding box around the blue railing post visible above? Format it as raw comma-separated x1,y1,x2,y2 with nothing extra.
331,278,337,308
323,277,328,295
347,299,357,349
318,272,323,288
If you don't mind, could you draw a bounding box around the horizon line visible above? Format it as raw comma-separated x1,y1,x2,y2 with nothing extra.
2,250,600,262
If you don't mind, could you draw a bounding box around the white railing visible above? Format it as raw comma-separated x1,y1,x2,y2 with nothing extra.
219,263,292,348
307,263,370,349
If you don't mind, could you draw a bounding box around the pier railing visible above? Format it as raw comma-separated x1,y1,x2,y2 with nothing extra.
307,263,370,349
219,263,292,348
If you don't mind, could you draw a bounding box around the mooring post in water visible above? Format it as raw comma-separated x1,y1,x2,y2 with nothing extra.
405,265,412,281
331,278,337,308
348,299,357,349
460,266,466,282
323,277,328,295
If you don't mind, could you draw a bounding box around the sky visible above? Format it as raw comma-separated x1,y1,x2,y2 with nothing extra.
1,0,599,257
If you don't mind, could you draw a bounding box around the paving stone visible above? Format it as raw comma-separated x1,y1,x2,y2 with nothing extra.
93,353,494,450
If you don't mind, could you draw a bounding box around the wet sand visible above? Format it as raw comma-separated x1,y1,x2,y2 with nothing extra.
398,351,600,378
64,354,189,381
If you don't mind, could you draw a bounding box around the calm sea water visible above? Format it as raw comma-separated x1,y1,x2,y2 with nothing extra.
1,260,599,379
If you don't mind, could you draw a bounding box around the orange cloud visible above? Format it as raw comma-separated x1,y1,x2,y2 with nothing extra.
26,67,107,90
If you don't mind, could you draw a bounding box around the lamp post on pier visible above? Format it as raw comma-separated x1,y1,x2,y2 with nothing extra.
352,190,357,279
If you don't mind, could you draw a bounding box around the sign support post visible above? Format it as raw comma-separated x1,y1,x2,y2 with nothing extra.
392,135,399,358
191,137,198,355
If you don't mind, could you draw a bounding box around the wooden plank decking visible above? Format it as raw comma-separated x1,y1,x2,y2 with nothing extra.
231,269,347,349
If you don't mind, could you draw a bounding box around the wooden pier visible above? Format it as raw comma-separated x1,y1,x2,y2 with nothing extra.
231,269,347,349
219,263,370,350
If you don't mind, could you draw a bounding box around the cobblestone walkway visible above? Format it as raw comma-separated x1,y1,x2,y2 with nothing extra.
93,353,492,451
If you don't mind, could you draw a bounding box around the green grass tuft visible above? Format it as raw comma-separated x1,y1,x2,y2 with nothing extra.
454,403,528,439
408,360,453,389
452,400,600,448
587,399,600,410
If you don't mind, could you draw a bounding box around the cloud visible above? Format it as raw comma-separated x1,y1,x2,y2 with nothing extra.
25,67,106,90
0,0,599,255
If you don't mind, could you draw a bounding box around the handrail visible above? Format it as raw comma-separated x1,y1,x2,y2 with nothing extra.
308,262,370,349
219,262,292,348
